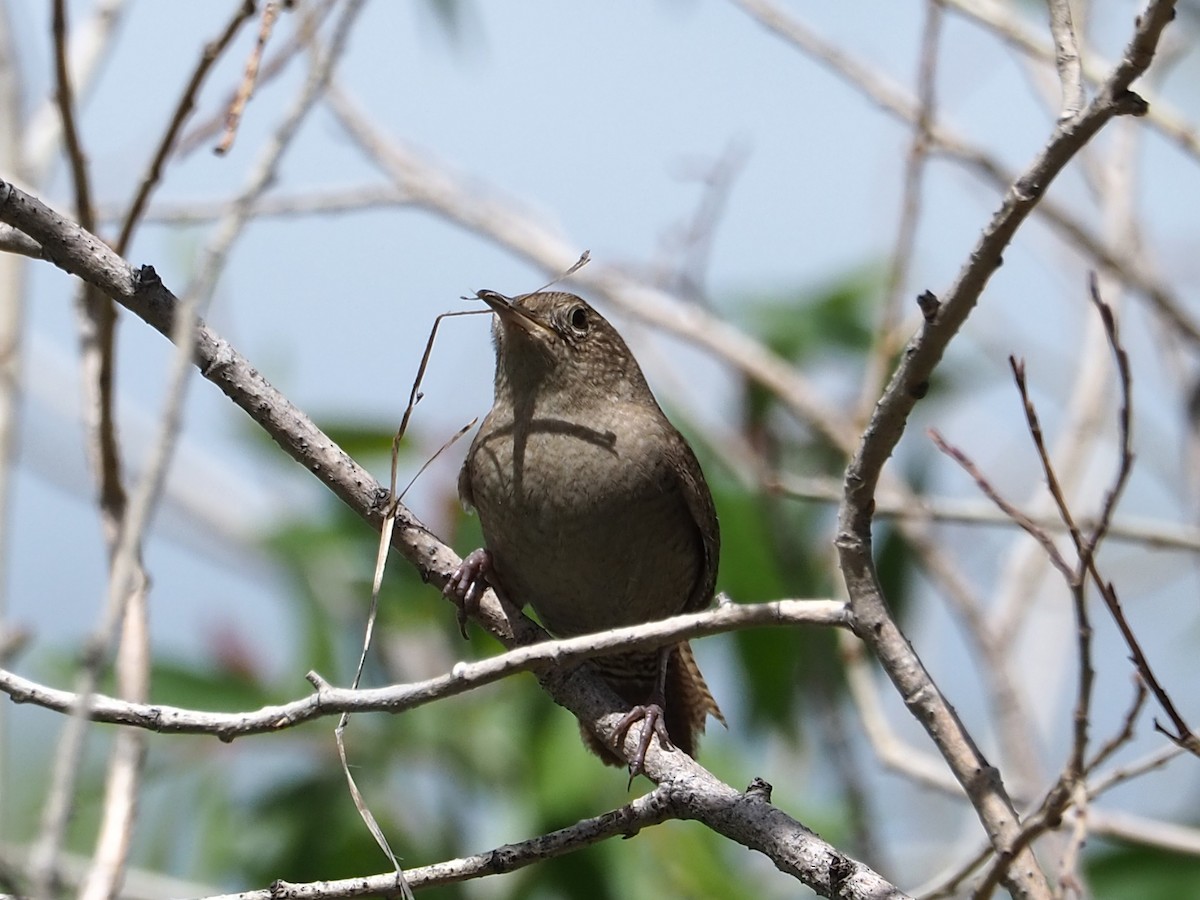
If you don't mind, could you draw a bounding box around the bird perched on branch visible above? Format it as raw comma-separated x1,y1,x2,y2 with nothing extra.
445,289,724,777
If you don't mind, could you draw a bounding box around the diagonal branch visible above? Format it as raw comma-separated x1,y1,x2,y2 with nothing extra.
832,3,1176,898
0,179,902,900
205,785,677,898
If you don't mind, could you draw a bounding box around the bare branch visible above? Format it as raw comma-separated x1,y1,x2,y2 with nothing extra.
946,0,1200,164
176,0,339,158
115,1,257,255
0,224,43,258
929,428,1075,582
22,0,128,185
767,472,1200,551
202,786,677,898
32,4,120,893
214,1,283,155
830,3,1177,895
0,599,846,738
182,0,367,312
730,0,1200,347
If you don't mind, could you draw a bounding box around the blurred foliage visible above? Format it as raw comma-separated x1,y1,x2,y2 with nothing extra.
17,267,1127,897
149,268,910,896
1087,841,1200,899
99,269,897,897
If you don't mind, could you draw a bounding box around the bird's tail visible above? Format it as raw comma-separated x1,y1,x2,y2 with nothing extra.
582,641,724,766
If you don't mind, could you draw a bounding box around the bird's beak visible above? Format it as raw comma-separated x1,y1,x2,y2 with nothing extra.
475,290,550,337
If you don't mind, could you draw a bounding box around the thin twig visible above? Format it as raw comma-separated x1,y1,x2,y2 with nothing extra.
182,0,367,312
176,0,338,158
31,4,119,893
215,0,284,155
78,13,260,891
116,1,256,254
1085,679,1148,775
929,428,1074,581
21,0,128,185
79,281,203,899
767,471,1200,551
666,142,749,305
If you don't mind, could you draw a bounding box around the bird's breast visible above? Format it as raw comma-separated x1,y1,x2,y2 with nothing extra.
465,406,701,636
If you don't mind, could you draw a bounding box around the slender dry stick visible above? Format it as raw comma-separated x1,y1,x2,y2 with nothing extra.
930,428,1075,579
770,472,1200,550
176,0,338,158
1089,809,1200,857
993,120,1142,650
665,141,748,304
1084,294,1195,753
215,0,283,155
82,12,259,897
80,289,205,900
935,363,1093,899
21,0,128,186
0,0,129,864
1013,286,1194,752
976,281,1182,897
1087,679,1148,773
0,224,42,258
98,185,416,224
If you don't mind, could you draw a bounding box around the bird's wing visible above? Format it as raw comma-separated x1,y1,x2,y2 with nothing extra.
666,429,720,614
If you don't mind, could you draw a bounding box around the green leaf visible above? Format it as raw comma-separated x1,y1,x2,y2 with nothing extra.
1087,841,1200,900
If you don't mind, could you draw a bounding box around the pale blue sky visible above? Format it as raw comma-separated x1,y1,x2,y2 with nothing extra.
6,1,1200,884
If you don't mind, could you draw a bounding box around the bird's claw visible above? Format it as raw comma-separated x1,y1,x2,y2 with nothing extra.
443,548,493,639
614,702,673,785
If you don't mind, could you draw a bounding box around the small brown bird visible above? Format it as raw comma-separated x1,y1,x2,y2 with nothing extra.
445,289,724,776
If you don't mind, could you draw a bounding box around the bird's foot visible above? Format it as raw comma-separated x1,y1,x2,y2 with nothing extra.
614,702,673,784
443,548,493,639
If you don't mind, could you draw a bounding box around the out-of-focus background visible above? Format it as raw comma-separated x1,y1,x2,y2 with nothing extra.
2,1,1200,897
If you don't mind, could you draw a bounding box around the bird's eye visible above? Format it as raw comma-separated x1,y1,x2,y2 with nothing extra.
568,306,589,334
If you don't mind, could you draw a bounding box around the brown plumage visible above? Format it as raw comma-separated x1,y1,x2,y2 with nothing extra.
447,289,724,774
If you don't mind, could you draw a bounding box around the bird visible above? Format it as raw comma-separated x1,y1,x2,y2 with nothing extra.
444,288,724,778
